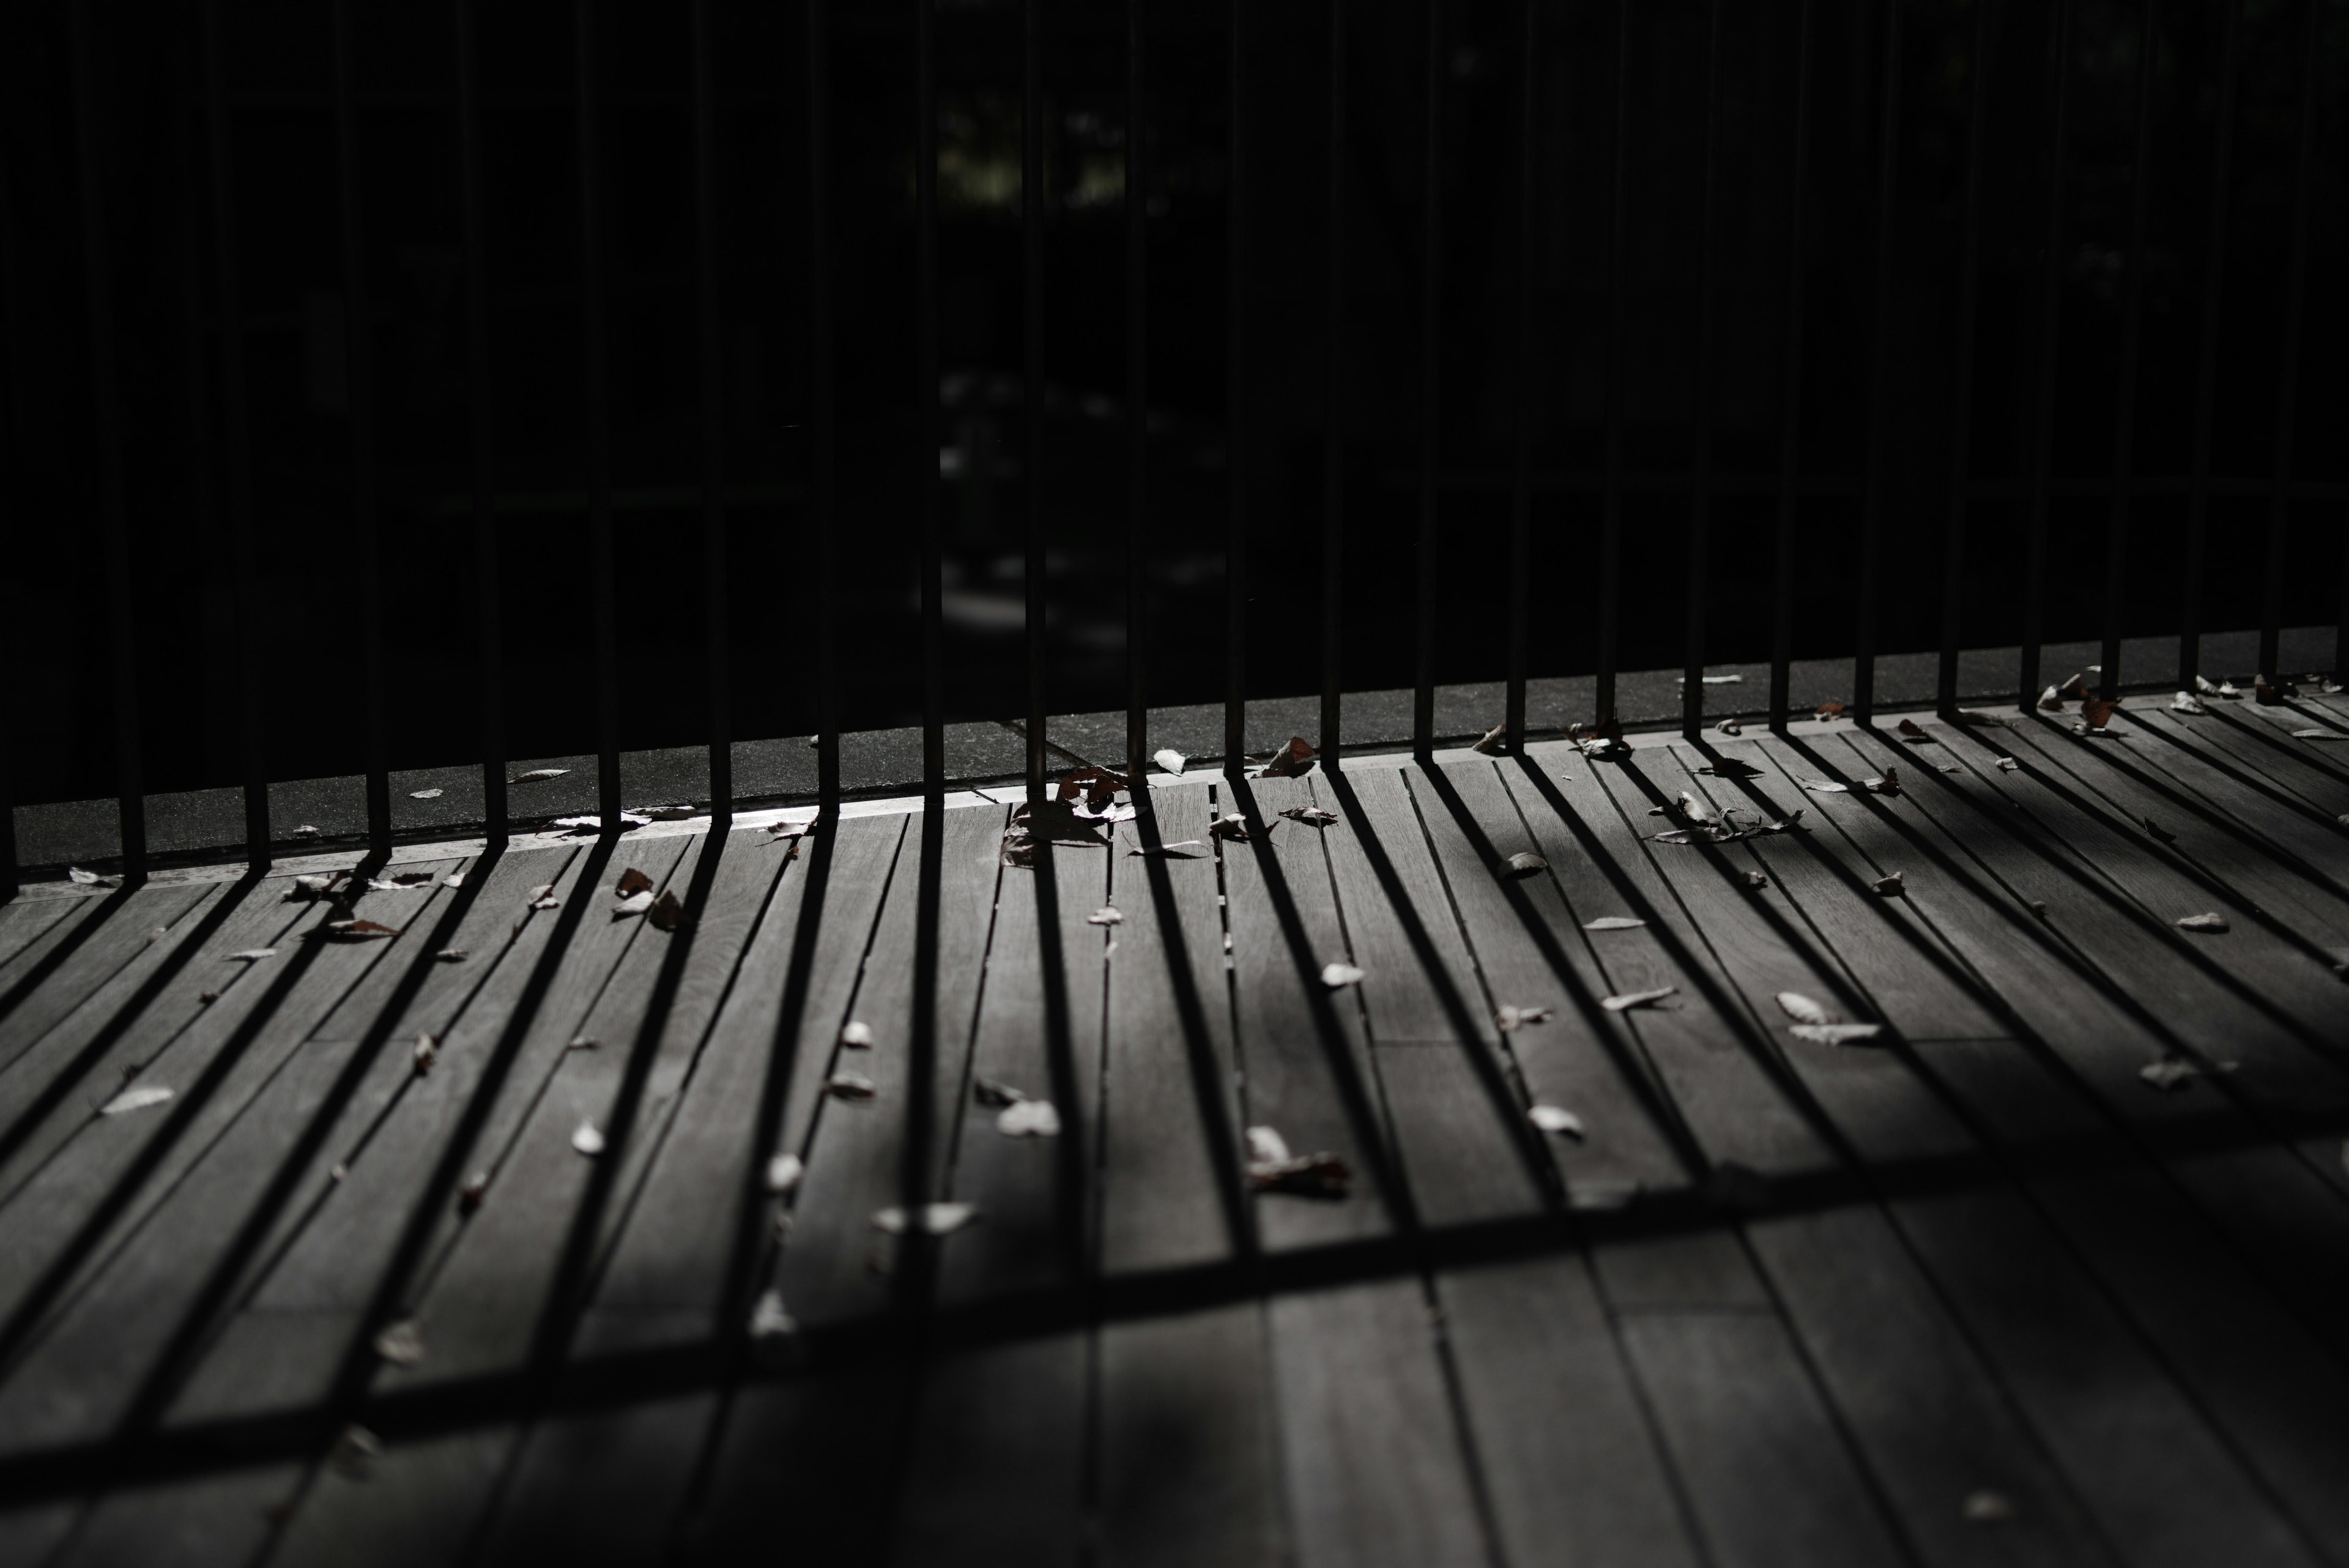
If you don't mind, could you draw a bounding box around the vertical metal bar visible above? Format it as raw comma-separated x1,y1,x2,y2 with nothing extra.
1854,0,1900,728
1414,0,1441,760
1126,0,1148,783
2179,0,2240,693
1683,0,1721,741
694,0,732,819
332,0,390,855
73,0,147,880
809,0,839,808
2020,0,2073,712
1504,0,1534,753
1225,0,1245,770
1937,0,1992,716
1321,0,1343,763
455,0,507,845
1024,0,1046,799
576,0,622,823
917,0,943,800
0,131,21,896
1597,0,1627,726
1770,0,1814,733
201,0,270,864
2259,0,2321,683
2099,0,2156,702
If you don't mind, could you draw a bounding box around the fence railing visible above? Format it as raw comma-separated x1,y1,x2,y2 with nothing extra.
10,0,2345,897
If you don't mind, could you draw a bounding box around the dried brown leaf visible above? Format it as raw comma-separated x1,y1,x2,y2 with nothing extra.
1601,987,1676,1012
510,768,570,784
647,891,687,931
1257,736,1318,778
1473,723,1508,755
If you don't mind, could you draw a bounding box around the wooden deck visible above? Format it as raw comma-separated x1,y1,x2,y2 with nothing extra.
4,693,2349,1567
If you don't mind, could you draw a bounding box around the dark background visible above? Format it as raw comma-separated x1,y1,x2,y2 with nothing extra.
5,0,2344,805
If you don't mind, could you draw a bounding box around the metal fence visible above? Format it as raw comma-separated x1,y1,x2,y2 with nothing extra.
9,0,2345,894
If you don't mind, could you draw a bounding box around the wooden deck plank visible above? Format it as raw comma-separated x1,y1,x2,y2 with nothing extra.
1219,771,1493,1568
0,883,213,1082
1096,782,1242,1277
1671,735,2343,1561
2079,708,2349,945
1578,746,2124,1567
0,883,236,1195
0,896,82,979
1819,724,2349,1359
423,821,896,1568
0,866,464,1387
685,804,1006,1557
1089,788,1284,1568
379,830,786,1394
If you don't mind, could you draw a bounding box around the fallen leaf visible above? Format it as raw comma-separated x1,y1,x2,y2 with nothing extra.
1279,806,1340,827
1246,1139,1352,1197
749,1289,800,1353
568,1036,599,1051
2290,729,2348,742
442,872,465,888
1127,839,1206,858
2172,691,2208,715
841,1021,875,1048
323,918,401,940
436,948,468,963
1776,992,1836,1025
1496,1005,1554,1033
289,825,321,839
612,889,655,917
1258,736,1318,778
1742,870,1768,888
1528,1104,1585,1138
146,927,168,943
228,948,278,962
1955,711,2008,728
1872,872,1905,896
1153,748,1187,775
1208,813,1255,842
199,990,219,1003
1601,987,1676,1012
1815,702,1846,720
286,872,347,901
1321,961,1365,988
1696,757,1764,778
458,1171,490,1212
2139,1057,2200,1091
1861,770,1901,797
373,1318,426,1367
510,768,570,784
615,867,654,898
2058,672,2089,700
1473,724,1507,755
2144,818,2176,845
998,1099,1062,1138
572,1120,606,1156
102,1085,173,1115
2255,680,2281,705
330,1425,384,1479
871,1202,979,1235
1716,718,1743,736
1995,757,2019,773
411,1035,438,1077
2174,912,2230,934
1583,916,1645,931
1056,765,1134,809
69,866,111,886
1800,779,1850,795
2079,698,2120,732
826,1072,877,1101
1897,718,1932,744
766,1153,804,1195
2038,686,2065,712
1791,1022,1885,1046
1754,811,1806,834
1677,791,1721,828
648,891,687,931
1504,851,1549,876
766,817,819,841
1963,1491,2014,1526
1087,907,1123,927
526,885,560,910
409,788,445,800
